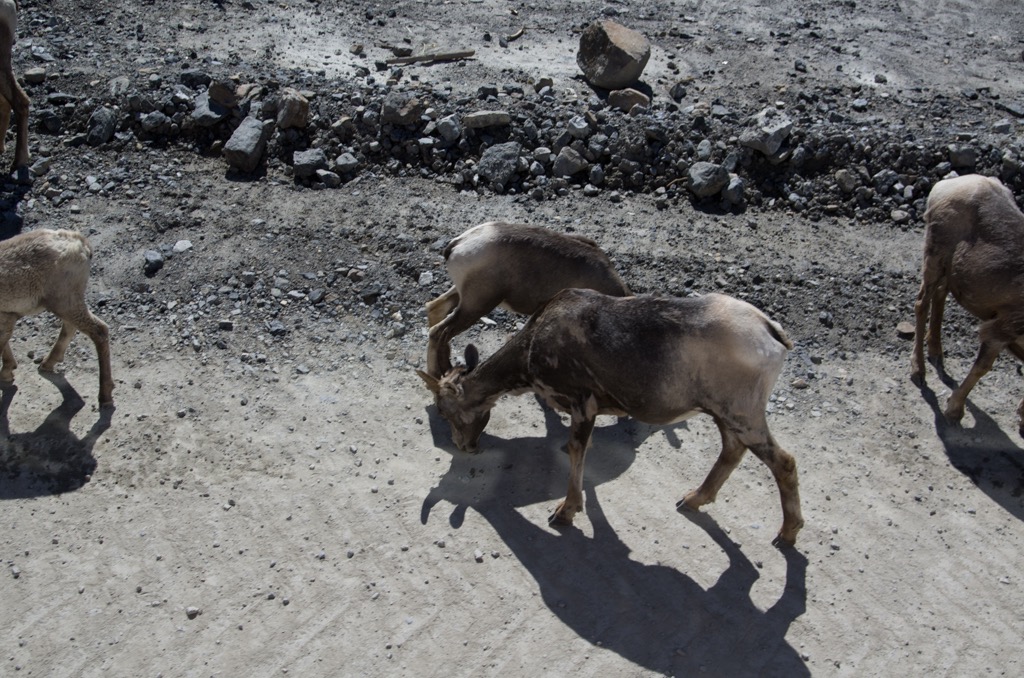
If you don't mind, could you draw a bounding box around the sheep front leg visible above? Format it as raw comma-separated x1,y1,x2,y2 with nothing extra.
549,404,596,526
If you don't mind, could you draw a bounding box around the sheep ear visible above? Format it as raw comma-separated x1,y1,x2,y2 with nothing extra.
464,344,480,372
416,369,441,394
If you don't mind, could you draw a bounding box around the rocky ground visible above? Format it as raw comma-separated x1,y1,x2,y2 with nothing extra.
2,0,1024,676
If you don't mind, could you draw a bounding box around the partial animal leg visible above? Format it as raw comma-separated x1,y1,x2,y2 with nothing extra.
0,312,16,382
0,96,9,156
926,277,949,370
743,431,803,547
44,307,113,406
944,318,1012,426
911,256,943,384
549,404,596,526
425,285,459,328
39,320,77,372
678,417,746,512
0,27,29,170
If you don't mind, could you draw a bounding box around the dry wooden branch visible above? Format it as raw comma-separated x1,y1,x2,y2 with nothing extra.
385,50,475,65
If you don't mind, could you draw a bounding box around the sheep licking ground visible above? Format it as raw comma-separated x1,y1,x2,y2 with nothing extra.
419,289,802,546
910,174,1024,436
0,0,29,171
0,229,113,406
425,221,630,377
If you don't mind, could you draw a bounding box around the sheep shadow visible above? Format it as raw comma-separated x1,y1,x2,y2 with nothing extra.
0,373,113,499
916,378,1024,522
0,174,32,240
420,415,808,675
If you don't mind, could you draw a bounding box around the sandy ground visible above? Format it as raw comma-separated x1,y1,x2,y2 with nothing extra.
3,0,1024,676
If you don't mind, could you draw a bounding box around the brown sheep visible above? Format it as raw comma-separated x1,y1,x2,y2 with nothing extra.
910,174,1024,435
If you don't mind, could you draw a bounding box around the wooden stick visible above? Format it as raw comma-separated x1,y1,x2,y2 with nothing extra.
385,50,475,65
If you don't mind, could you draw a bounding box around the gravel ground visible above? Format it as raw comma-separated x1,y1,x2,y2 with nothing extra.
2,1,1024,676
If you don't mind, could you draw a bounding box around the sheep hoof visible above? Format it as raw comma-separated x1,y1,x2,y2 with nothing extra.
772,533,796,549
909,370,925,387
548,506,576,527
675,498,699,513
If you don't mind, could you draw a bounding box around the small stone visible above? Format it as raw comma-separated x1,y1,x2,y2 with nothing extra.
474,549,484,562
895,321,915,339
185,606,202,619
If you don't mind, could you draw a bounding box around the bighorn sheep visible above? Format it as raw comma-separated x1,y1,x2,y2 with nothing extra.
418,288,803,546
425,221,630,377
911,174,1024,436
0,0,29,171
0,229,113,406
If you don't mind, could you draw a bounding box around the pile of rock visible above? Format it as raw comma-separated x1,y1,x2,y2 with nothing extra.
25,20,1024,224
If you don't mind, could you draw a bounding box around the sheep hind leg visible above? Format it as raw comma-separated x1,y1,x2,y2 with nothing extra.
678,418,746,513
0,313,16,382
39,321,77,373
911,259,944,384
944,318,1011,426
745,434,803,547
44,309,113,406
1008,344,1024,438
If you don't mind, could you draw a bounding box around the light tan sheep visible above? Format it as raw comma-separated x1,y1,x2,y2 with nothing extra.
0,229,113,406
910,174,1024,435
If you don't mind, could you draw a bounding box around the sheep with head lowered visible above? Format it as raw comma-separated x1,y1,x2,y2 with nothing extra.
911,174,1024,435
0,229,113,406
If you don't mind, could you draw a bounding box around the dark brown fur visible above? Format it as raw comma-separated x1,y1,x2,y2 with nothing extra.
418,289,802,546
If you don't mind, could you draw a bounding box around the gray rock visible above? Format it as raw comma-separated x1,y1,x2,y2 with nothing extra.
334,152,360,173
872,169,900,193
143,249,164,277
567,115,591,139
607,88,650,112
180,70,211,89
436,114,462,142
276,88,309,129
191,91,229,127
140,110,170,134
577,20,651,89
476,141,522,188
381,92,426,126
948,145,978,169
722,174,746,205
463,111,511,129
208,80,239,109
293,148,328,179
224,116,274,173
24,67,47,85
86,106,118,146
552,146,589,177
835,169,858,193
688,161,729,198
739,107,793,156
317,170,342,187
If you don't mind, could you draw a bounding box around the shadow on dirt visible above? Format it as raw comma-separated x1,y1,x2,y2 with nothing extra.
0,176,32,241
0,373,113,499
917,380,1024,522
421,408,808,675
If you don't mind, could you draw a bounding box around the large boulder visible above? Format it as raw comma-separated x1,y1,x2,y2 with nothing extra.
577,20,651,90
